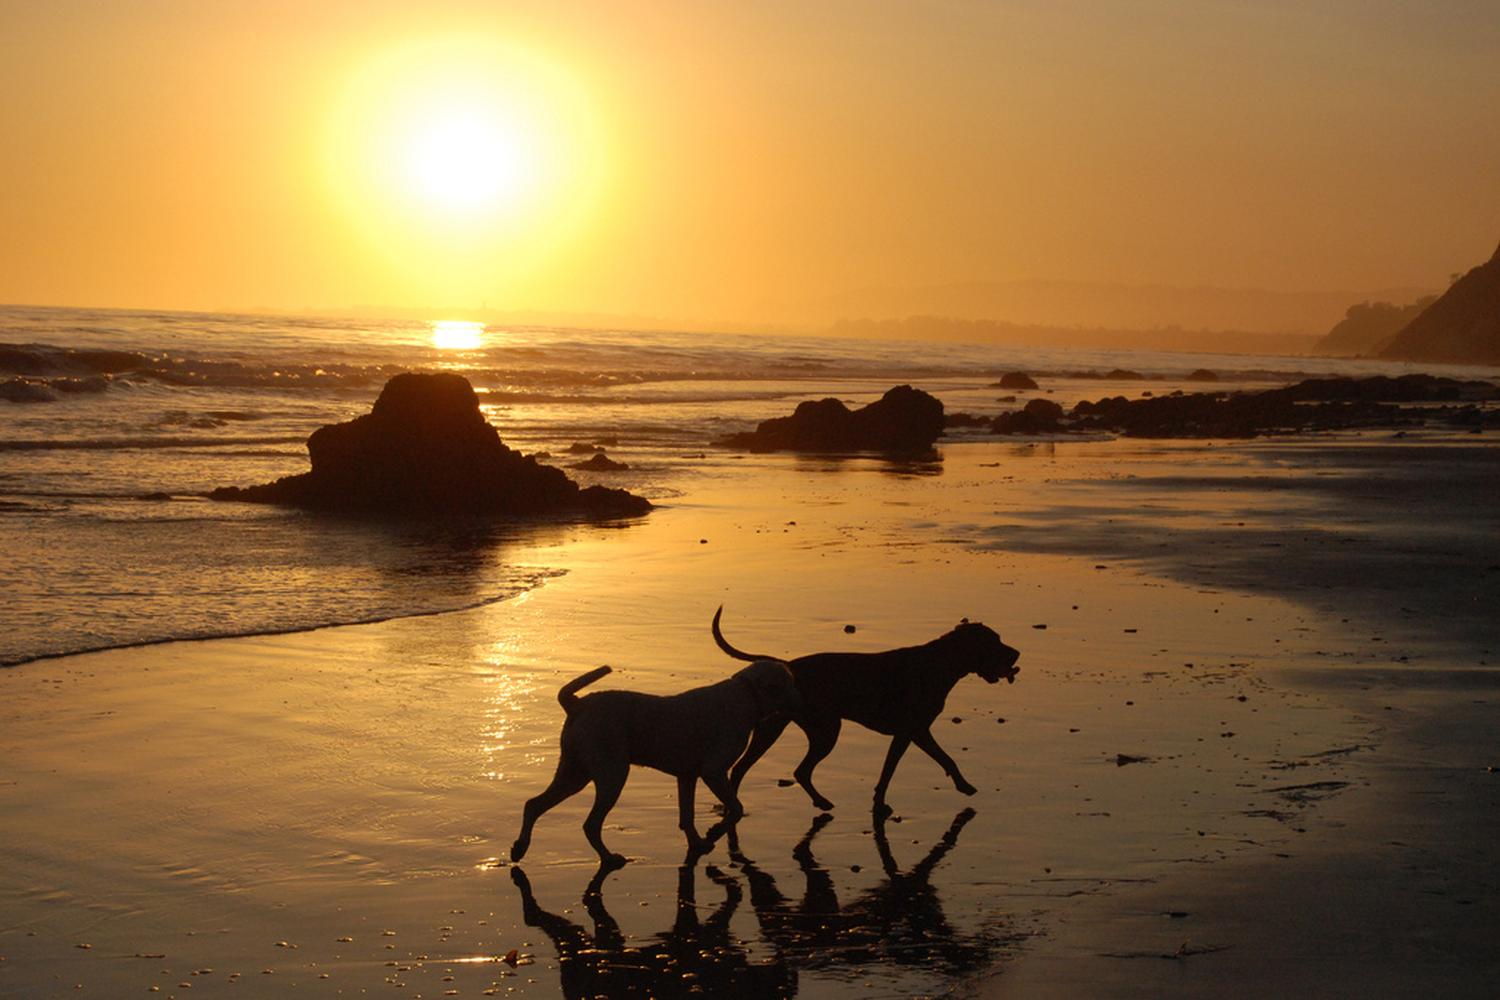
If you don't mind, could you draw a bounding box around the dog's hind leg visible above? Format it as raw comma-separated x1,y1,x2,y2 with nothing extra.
511,757,590,863
872,734,912,819
729,717,791,795
792,715,842,812
703,770,743,824
582,762,629,869
913,728,977,796
701,769,743,848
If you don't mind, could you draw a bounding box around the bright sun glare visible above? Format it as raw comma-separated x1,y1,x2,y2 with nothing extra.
326,37,602,302
330,39,597,232
431,320,485,350
405,107,528,212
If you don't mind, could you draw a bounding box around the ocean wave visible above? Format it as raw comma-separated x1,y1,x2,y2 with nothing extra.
0,567,564,668
1,374,112,402
0,434,306,452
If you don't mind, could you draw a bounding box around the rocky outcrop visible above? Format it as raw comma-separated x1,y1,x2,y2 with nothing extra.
209,373,651,517
988,375,1499,439
1065,375,1499,438
1380,241,1500,365
991,398,1065,435
571,452,629,471
718,385,945,453
992,372,1038,390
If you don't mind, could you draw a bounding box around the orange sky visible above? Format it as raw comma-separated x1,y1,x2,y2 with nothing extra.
2,1,1497,328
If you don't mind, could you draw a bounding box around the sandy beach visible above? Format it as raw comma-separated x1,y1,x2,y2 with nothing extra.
5,432,1495,998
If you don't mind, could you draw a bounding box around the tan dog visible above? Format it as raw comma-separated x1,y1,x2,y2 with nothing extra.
510,660,802,868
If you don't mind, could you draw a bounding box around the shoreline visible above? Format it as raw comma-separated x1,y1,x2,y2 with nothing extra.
2,435,1496,997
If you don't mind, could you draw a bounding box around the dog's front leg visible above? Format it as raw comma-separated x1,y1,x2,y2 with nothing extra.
872,734,912,818
913,729,978,796
678,774,709,858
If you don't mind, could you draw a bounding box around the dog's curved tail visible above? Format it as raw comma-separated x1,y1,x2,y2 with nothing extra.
558,665,612,714
712,606,773,663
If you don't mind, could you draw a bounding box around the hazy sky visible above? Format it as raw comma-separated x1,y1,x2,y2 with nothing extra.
2,0,1497,324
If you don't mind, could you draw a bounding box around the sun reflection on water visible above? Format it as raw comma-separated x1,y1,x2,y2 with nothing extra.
479,637,544,782
431,319,486,350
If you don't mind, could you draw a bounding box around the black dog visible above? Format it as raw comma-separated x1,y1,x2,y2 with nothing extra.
713,607,1020,817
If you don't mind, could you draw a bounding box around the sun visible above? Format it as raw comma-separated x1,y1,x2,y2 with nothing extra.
404,108,527,213
328,38,601,238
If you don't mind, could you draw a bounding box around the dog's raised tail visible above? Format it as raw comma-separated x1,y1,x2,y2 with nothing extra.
711,605,773,663
558,665,612,714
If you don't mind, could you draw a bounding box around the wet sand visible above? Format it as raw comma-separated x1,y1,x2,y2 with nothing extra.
2,434,1496,997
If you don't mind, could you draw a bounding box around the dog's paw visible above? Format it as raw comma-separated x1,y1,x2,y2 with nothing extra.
810,794,835,811
872,801,894,820
599,852,629,872
955,780,978,796
509,840,529,863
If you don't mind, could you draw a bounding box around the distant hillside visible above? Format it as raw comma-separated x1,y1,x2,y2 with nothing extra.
826,315,1319,356
1313,296,1436,357
794,278,1430,336
1381,242,1500,366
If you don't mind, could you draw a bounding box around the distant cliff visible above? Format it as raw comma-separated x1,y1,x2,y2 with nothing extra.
1380,242,1500,366
827,316,1319,356
1312,296,1435,357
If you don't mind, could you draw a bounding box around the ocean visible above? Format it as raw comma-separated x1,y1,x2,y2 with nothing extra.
0,302,1479,667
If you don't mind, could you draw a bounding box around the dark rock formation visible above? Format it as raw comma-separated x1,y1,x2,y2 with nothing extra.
1380,241,1500,365
1064,375,1499,438
571,452,629,471
1273,373,1497,403
944,412,990,428
718,385,945,453
1186,369,1219,382
992,372,1038,390
210,373,651,517
991,398,1065,435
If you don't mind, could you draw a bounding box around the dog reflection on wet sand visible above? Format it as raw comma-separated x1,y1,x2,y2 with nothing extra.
510,864,796,999
730,809,1002,976
509,809,1004,998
